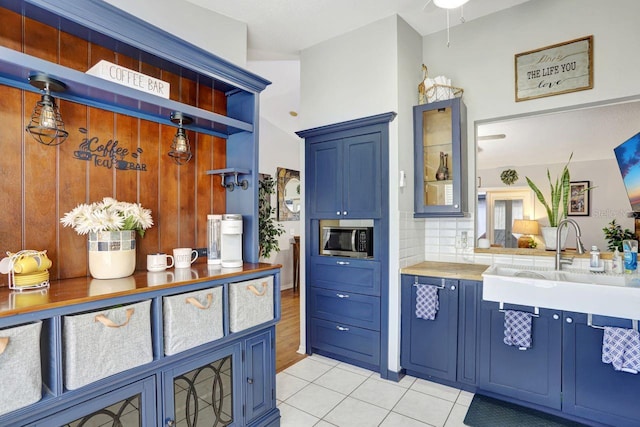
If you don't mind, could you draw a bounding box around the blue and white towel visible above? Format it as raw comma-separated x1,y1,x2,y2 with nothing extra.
415,284,439,320
602,327,640,374
503,310,533,350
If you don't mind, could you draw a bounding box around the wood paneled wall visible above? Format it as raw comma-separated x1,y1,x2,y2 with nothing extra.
0,8,227,282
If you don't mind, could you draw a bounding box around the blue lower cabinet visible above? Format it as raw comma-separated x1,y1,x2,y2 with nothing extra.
31,376,157,426
479,301,562,410
400,275,481,386
457,280,482,386
562,312,640,427
310,317,380,368
309,287,380,330
245,330,275,424
400,275,459,382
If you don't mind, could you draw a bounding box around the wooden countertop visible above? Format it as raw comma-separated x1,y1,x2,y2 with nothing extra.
0,262,281,319
401,261,489,281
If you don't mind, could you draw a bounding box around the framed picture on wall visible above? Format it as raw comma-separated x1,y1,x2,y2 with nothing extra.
569,180,590,216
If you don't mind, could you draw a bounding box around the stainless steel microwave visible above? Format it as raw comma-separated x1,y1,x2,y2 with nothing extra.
321,226,373,258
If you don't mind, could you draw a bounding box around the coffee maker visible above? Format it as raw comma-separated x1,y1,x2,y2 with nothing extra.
220,214,243,268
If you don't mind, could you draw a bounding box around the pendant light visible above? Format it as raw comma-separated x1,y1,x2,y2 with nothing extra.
168,112,193,165
25,73,69,146
433,0,469,8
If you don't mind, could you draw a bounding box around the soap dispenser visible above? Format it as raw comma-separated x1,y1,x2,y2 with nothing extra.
612,247,623,273
589,245,601,271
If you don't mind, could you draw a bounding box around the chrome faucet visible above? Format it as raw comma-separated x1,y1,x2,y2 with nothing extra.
555,218,586,270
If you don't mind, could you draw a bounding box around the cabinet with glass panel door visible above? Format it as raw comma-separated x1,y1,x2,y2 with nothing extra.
413,98,467,217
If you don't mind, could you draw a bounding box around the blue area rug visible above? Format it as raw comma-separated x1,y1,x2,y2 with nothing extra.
463,394,588,427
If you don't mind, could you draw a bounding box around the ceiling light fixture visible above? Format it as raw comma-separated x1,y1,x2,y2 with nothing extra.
169,112,193,165
25,73,69,146
433,0,469,9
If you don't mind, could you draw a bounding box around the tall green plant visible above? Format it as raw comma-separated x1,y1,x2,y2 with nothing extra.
525,154,572,227
258,175,285,259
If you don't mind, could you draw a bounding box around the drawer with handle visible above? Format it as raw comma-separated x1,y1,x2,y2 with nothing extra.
309,287,380,330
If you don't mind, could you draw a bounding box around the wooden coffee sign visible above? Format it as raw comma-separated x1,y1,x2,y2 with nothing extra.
515,36,593,102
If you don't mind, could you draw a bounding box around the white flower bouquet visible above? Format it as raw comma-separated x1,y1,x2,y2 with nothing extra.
61,197,154,237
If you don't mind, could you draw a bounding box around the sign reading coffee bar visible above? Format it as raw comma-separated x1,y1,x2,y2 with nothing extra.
515,35,593,102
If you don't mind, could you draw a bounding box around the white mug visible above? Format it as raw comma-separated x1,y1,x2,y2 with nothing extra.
173,248,198,269
147,253,174,272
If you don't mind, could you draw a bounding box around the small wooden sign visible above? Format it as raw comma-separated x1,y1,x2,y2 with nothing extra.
515,36,593,102
86,60,170,99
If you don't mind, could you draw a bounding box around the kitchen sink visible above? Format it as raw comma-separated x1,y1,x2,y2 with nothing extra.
482,264,640,319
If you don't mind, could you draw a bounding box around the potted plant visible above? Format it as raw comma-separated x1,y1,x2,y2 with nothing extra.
525,154,573,250
60,197,153,278
258,175,285,259
602,219,636,252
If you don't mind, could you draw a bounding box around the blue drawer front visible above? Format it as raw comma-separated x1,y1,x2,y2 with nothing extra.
310,318,380,366
309,287,380,330
309,257,380,296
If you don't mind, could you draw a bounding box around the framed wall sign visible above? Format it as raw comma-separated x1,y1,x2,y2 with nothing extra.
515,36,593,102
569,180,591,217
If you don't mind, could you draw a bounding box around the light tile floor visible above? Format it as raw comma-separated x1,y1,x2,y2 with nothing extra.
277,355,473,427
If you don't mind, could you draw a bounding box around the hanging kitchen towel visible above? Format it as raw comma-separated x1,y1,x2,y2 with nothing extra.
415,284,439,320
503,310,533,350
602,327,640,374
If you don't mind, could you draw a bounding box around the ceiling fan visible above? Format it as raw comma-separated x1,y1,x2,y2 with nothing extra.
422,0,470,46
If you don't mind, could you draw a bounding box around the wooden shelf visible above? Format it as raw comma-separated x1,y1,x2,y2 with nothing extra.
0,47,253,138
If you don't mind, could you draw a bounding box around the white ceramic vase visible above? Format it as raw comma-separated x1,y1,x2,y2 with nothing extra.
88,230,136,279
541,226,568,251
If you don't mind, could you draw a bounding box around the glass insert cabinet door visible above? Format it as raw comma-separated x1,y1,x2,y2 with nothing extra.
413,98,467,217
163,343,241,427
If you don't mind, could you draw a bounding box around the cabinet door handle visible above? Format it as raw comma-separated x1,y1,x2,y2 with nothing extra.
454,204,459,209
166,420,176,427
566,317,573,324
336,261,350,265
337,211,341,215
343,211,348,215
336,325,350,331
247,378,254,384
450,285,456,291
553,314,560,320
336,293,350,298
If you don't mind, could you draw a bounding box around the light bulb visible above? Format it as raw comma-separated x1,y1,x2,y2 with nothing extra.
39,103,57,129
174,130,188,152
433,0,469,9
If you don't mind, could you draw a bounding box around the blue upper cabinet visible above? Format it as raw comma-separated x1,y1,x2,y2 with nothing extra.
413,98,467,217
299,113,395,219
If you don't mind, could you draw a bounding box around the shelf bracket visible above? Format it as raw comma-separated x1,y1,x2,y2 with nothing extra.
206,168,251,192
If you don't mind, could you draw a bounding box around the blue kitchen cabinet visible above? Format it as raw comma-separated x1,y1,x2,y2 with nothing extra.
413,98,467,217
245,330,275,425
401,275,459,382
299,113,396,379
562,312,640,427
306,132,382,219
30,377,157,426
401,275,481,386
478,301,562,410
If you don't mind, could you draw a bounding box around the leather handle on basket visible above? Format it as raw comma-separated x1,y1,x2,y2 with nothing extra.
0,337,9,355
185,293,213,310
94,308,134,328
247,282,268,297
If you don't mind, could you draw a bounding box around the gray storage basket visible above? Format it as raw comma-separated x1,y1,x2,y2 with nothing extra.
0,321,42,416
229,276,274,332
63,300,152,390
163,286,223,355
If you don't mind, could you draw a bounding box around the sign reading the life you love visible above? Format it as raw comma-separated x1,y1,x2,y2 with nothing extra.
515,36,593,102
86,60,170,99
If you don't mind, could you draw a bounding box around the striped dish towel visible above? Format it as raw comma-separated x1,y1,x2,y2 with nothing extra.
415,284,439,321
503,310,533,350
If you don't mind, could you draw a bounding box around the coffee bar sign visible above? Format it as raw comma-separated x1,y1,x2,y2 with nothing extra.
86,60,170,99
515,36,593,102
